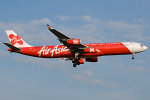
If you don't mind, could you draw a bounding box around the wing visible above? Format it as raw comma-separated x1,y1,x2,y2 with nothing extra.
47,25,87,54
47,25,70,40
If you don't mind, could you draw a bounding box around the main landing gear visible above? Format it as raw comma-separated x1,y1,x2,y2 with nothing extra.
73,60,81,67
72,59,79,67
72,52,80,67
132,53,135,59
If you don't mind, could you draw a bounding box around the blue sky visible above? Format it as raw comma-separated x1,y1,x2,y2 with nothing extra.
0,0,150,100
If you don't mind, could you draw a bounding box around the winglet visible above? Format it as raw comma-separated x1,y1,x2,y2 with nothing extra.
47,24,51,29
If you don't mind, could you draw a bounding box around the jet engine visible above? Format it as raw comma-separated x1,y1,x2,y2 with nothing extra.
78,59,84,64
67,39,81,45
86,57,98,62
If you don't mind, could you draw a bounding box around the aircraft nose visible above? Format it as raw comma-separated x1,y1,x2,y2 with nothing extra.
143,46,148,51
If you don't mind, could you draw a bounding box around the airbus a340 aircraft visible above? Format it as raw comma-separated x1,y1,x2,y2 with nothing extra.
4,25,147,67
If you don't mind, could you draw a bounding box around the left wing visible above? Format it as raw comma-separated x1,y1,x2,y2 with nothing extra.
47,25,88,54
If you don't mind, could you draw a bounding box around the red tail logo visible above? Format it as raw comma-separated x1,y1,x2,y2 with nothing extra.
9,34,23,45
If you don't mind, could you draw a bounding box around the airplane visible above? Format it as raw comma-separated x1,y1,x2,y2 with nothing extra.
3,25,148,67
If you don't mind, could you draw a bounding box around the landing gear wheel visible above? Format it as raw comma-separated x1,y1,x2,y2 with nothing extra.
132,57,134,59
77,61,80,65
72,60,75,63
73,63,76,67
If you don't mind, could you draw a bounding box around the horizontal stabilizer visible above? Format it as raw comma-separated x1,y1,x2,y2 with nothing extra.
3,42,21,52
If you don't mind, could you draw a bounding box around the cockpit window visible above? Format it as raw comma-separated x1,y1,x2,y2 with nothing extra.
140,44,143,47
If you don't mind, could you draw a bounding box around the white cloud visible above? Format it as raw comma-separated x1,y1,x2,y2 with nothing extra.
72,74,103,84
128,65,145,72
82,15,93,22
72,74,118,87
30,18,51,25
56,15,79,21
136,19,146,23
124,32,150,41
56,15,70,21
83,70,93,76
0,18,55,46
13,55,70,70
0,50,7,57
106,21,145,31
101,20,150,42
135,59,145,63
56,15,149,42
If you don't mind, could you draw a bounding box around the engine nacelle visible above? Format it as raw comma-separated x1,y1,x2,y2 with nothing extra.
86,57,98,62
78,59,84,64
67,39,81,45
84,48,97,53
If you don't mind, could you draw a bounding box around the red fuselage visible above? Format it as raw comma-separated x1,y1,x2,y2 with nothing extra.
9,42,131,58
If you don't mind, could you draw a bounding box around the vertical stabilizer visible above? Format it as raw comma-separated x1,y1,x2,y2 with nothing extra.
6,30,32,47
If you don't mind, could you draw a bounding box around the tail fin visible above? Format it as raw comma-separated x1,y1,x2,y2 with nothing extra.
6,30,32,47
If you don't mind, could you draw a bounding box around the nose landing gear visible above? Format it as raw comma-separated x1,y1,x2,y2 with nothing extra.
132,53,135,59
